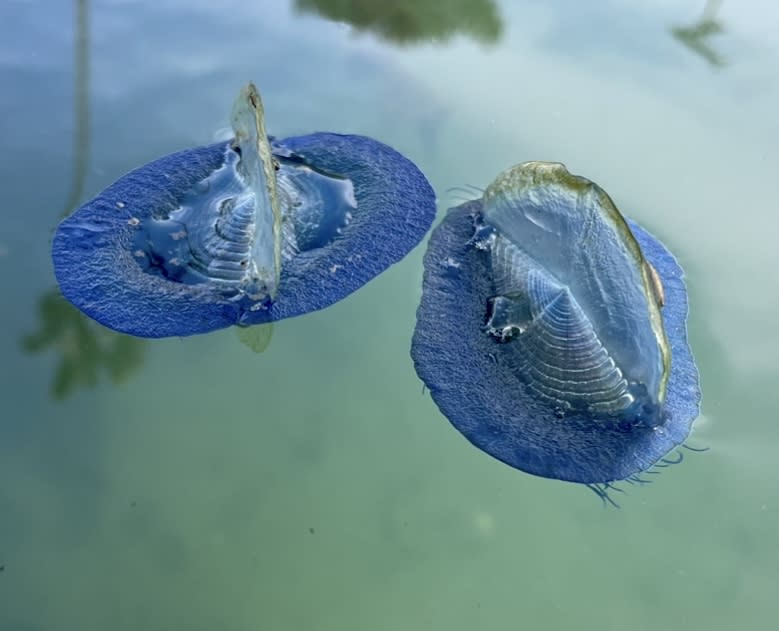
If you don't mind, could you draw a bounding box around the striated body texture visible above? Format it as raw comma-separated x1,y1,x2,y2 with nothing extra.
411,163,700,484
52,133,435,338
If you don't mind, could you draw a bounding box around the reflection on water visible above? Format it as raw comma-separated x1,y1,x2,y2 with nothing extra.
61,0,91,216
295,0,502,45
23,0,148,400
22,289,146,399
671,0,726,67
24,0,277,397
236,323,274,353
3,0,779,629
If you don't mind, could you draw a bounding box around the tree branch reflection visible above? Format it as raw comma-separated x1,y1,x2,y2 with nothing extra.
23,290,146,400
294,0,503,45
24,0,148,401
671,0,726,67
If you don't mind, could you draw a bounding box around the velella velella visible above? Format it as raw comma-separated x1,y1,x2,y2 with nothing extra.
52,83,436,338
411,162,701,485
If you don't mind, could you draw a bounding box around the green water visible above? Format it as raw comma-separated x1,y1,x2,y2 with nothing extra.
1,1,777,629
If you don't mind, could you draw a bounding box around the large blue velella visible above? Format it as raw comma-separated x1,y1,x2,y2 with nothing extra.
411,162,701,484
52,83,436,338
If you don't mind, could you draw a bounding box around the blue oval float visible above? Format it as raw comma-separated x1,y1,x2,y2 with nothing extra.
52,83,436,338
411,162,701,484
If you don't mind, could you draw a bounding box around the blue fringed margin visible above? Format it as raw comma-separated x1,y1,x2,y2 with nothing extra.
52,133,436,338
410,201,701,484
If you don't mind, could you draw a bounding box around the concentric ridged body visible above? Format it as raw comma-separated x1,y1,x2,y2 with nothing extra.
482,162,670,420
130,83,283,304
50,82,437,339
134,147,357,298
131,83,356,309
140,151,261,285
410,190,701,483
51,132,436,337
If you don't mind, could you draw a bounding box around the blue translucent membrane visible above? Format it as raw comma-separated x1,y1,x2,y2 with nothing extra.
411,164,700,484
52,130,435,337
131,148,356,301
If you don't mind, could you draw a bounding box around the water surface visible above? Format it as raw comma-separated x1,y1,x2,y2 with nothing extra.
1,1,777,629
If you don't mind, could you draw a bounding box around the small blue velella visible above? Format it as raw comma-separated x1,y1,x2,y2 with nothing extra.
52,83,436,338
411,162,701,485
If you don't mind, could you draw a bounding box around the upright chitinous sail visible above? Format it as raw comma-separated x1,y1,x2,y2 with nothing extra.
52,82,436,338
411,162,701,484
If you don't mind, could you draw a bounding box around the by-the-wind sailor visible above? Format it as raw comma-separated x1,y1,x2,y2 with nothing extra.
52,83,435,338
411,162,701,484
